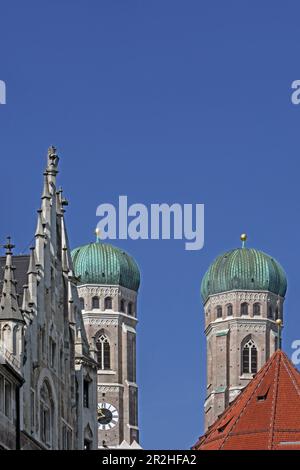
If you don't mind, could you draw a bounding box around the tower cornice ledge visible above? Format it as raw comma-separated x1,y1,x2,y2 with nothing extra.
83,313,138,325
204,289,284,307
77,284,137,301
205,317,270,336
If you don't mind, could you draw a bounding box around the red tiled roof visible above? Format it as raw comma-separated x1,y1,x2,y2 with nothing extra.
193,350,300,450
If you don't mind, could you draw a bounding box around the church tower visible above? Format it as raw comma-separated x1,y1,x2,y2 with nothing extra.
71,238,141,448
201,234,287,430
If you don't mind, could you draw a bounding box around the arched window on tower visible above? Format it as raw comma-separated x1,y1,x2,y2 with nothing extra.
241,302,249,316
253,303,261,316
216,306,222,318
96,333,111,370
227,304,233,316
79,298,85,311
120,299,125,313
92,296,99,309
242,339,258,374
104,297,112,310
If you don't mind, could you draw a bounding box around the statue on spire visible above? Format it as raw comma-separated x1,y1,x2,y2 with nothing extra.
46,145,59,178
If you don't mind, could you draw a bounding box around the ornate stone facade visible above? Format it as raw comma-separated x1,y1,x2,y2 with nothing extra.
0,147,98,449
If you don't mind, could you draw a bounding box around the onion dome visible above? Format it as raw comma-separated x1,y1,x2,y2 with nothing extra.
71,241,140,292
201,235,287,304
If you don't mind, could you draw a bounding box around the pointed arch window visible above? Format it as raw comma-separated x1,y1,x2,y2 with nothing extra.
12,326,18,355
104,297,112,310
92,296,99,309
227,304,233,316
96,334,111,370
2,325,11,352
216,306,222,318
253,303,261,316
241,302,249,316
40,381,54,447
242,339,257,374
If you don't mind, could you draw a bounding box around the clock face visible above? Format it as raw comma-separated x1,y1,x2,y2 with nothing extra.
97,403,119,431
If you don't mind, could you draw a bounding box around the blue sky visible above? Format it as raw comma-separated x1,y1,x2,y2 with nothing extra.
1,0,300,450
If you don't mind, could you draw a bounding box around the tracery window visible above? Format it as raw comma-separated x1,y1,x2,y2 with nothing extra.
96,334,111,370
242,339,258,374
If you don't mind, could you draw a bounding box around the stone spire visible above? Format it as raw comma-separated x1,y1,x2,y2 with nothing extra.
41,172,51,200
41,172,52,232
35,209,45,238
0,238,24,322
21,285,34,323
27,247,38,276
27,247,38,308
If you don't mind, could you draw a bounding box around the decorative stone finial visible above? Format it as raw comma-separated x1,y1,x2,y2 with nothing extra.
3,236,15,255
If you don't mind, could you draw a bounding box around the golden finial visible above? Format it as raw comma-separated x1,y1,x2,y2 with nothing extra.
240,233,247,248
95,227,101,242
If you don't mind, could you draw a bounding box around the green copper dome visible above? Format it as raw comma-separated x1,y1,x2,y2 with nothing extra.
201,247,287,304
71,242,140,292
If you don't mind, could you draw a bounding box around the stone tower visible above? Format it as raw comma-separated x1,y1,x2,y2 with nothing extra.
71,240,140,448
201,235,287,430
